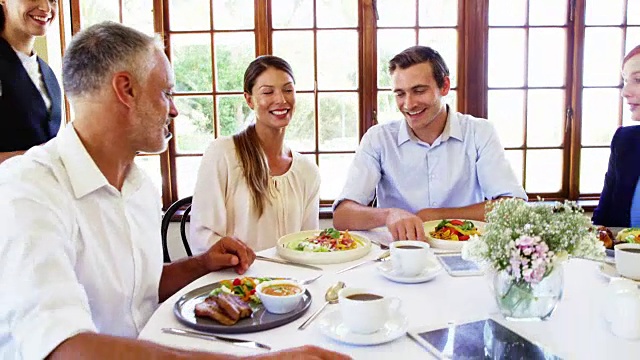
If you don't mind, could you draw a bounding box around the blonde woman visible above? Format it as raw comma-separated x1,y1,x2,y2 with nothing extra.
190,56,320,252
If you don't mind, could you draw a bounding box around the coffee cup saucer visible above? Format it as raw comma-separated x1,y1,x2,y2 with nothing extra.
376,256,443,284
599,263,640,285
317,309,408,346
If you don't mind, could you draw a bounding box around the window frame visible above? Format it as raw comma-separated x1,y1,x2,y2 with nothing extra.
66,0,632,210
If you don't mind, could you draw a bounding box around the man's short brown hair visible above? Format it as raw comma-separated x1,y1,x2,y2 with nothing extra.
388,46,450,89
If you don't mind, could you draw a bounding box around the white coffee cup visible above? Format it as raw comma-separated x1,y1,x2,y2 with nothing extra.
610,291,640,340
603,278,638,323
615,243,640,280
390,240,431,277
338,287,401,334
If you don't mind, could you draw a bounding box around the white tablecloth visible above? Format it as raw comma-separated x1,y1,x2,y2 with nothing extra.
139,231,639,359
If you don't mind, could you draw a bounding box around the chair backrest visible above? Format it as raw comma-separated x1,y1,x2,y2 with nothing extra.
161,196,193,263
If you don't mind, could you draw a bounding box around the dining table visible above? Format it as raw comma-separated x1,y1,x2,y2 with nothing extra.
139,229,640,359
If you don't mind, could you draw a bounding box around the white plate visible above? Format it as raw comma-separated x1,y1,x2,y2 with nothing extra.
276,230,372,265
376,257,443,284
317,309,408,346
599,263,640,285
423,220,486,251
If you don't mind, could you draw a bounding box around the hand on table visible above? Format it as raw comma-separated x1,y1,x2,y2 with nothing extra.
201,236,256,274
242,345,351,360
385,208,426,241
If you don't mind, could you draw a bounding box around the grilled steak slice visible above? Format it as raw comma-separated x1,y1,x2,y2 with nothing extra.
214,294,245,321
223,294,253,318
194,296,237,325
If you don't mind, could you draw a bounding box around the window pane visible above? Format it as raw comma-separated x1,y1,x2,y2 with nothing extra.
135,155,162,194
445,90,457,112
169,0,210,31
419,0,458,27
488,90,525,148
488,29,526,87
318,93,359,151
175,96,214,153
504,150,524,188
216,95,251,137
529,0,567,26
285,93,316,152
377,29,416,88
214,32,255,92
629,1,640,25
272,0,314,29
316,0,358,28
583,28,623,86
376,0,417,27
581,88,621,146
172,34,213,93
377,91,402,124
489,0,526,26
527,90,565,147
213,0,254,30
273,31,315,91
585,0,624,25
80,0,119,26
580,148,610,194
627,27,640,53
176,157,202,198
317,30,358,90
528,28,566,87
319,154,354,200
418,29,458,88
122,0,154,34
525,150,563,193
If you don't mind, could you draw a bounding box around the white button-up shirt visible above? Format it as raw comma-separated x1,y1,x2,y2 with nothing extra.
0,125,163,359
334,109,527,213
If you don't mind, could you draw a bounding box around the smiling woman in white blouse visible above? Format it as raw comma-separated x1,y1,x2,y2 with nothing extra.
0,0,62,164
190,55,321,252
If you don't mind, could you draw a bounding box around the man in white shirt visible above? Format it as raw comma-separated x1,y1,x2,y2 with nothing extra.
0,22,348,360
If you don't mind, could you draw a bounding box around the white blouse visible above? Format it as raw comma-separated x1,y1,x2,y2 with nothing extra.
15,49,52,111
190,137,320,252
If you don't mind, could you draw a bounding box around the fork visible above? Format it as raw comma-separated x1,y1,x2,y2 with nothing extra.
335,251,390,274
300,273,324,285
370,239,390,250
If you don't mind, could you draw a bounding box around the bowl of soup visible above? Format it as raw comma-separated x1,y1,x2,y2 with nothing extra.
256,280,305,314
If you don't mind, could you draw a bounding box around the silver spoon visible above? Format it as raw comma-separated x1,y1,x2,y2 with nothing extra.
297,281,345,330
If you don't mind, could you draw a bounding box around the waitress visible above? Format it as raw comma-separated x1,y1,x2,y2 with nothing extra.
0,0,61,164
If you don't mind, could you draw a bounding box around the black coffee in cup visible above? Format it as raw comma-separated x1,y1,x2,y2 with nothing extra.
346,293,383,301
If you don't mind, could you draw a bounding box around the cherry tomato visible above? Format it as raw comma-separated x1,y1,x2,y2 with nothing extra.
233,278,242,286
450,219,464,226
459,235,470,241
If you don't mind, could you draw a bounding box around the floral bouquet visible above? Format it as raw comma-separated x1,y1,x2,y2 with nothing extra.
462,198,605,320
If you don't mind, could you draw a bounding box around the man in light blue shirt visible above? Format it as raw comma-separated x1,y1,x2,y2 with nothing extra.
333,46,526,241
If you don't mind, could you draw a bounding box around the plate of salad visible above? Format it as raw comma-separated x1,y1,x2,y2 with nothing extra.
173,276,312,334
423,219,486,251
276,228,372,264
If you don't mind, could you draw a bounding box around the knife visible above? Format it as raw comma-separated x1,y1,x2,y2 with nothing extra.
255,255,324,271
161,327,271,351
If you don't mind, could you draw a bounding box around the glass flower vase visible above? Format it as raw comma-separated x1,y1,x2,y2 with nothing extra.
492,264,564,321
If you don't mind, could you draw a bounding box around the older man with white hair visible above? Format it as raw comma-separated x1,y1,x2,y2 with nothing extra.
0,21,349,360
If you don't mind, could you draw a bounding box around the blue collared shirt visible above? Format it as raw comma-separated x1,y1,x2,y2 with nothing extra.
334,110,527,213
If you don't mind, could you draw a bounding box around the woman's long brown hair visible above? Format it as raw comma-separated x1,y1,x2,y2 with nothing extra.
233,56,295,217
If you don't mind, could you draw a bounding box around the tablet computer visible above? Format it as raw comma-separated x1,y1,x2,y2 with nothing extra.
437,254,484,276
407,318,561,359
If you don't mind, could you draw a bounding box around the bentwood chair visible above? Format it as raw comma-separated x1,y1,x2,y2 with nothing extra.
161,196,193,263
